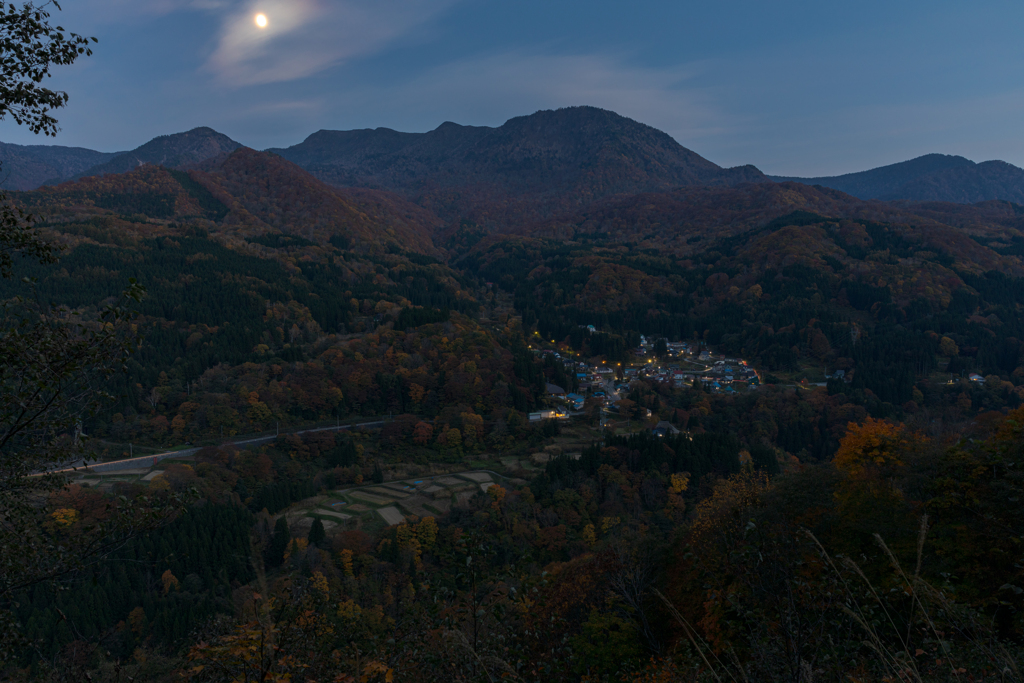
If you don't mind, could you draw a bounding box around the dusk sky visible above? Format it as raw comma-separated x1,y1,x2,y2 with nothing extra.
2,0,1021,176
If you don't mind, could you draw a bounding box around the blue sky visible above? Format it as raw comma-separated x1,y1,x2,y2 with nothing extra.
2,0,1022,176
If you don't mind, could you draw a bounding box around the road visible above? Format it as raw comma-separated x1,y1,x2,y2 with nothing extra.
49,420,387,474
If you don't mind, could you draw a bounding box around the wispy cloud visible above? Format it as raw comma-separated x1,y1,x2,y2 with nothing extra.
206,0,458,86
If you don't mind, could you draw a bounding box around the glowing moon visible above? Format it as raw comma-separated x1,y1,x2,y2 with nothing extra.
254,13,268,28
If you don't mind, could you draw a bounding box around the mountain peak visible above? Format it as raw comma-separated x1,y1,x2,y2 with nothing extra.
68,127,243,182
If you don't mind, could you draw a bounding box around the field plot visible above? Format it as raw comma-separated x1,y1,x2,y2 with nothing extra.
397,496,434,518
367,487,407,498
424,500,450,514
315,510,351,520
377,507,405,525
458,472,492,483
349,491,392,505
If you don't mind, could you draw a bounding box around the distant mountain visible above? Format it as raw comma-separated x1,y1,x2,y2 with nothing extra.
773,153,1024,203
0,142,119,191
15,147,441,256
72,127,242,181
269,106,768,228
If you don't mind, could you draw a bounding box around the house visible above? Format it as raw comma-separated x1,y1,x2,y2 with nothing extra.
529,410,568,422
652,421,681,437
566,393,585,410
969,373,985,383
546,383,566,396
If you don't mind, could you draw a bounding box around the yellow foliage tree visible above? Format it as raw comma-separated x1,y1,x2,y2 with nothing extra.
161,569,180,595
49,507,79,528
416,516,438,550
487,484,507,510
339,548,355,578
669,472,690,494
149,474,171,491
833,417,915,479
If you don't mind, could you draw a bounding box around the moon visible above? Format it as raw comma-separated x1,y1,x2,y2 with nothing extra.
254,13,268,28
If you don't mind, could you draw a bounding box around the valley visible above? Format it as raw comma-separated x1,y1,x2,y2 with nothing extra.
5,107,1024,682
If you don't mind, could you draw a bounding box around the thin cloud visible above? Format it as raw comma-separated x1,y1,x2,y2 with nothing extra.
207,0,458,86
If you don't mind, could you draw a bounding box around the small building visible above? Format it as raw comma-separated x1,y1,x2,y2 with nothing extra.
546,383,566,396
969,373,985,383
529,410,568,422
652,421,681,437
566,393,585,410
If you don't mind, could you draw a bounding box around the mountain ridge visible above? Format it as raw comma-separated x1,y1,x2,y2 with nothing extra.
773,153,1024,203
0,141,120,191
5,109,1024,207
269,106,770,229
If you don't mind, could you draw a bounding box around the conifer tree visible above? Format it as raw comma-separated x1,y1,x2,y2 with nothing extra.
307,518,326,549
267,517,290,568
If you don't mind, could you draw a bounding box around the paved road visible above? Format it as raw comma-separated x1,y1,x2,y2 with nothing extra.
50,420,386,474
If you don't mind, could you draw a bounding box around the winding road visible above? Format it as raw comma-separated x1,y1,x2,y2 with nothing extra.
50,420,387,474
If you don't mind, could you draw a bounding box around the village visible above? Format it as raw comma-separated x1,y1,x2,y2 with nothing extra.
529,331,762,426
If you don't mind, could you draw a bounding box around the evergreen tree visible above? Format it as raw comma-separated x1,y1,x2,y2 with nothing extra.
750,443,781,475
267,517,290,568
371,461,384,484
307,518,326,549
